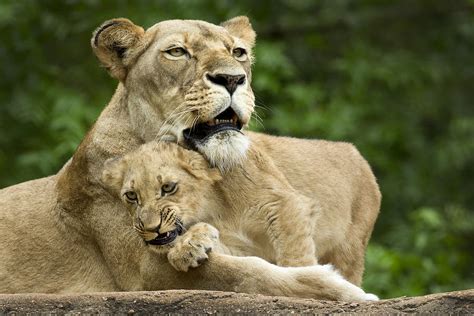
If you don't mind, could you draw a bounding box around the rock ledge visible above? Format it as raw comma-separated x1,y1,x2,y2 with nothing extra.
1,289,472,314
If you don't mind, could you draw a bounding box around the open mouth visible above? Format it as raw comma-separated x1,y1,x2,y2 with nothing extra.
183,107,243,146
147,225,183,246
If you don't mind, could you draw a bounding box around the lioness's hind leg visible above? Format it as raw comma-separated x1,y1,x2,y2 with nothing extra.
319,241,366,286
167,223,219,272
287,264,378,301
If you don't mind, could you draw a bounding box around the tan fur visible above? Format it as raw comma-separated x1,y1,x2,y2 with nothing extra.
99,141,377,300
100,141,316,270
102,141,378,282
0,17,380,299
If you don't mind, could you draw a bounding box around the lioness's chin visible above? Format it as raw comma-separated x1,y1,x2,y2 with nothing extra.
193,131,249,173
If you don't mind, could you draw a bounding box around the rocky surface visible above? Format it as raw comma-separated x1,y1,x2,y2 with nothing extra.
1,289,472,314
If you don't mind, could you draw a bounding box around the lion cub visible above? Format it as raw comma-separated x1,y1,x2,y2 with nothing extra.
101,141,318,272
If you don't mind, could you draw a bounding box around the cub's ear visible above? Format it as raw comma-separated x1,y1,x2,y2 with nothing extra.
206,168,223,182
91,18,146,81
101,156,127,191
221,16,256,50
178,150,223,183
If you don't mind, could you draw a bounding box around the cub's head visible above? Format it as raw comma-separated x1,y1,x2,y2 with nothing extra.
101,142,221,252
92,17,256,172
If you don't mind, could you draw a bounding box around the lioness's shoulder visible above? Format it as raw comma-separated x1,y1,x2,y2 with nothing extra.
247,131,364,162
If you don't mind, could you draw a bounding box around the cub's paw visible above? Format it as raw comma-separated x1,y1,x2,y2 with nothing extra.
167,223,219,272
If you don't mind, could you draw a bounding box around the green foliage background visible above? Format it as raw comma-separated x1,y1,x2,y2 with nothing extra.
0,0,473,298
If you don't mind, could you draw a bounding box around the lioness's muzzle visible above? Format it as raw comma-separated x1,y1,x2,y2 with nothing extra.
183,106,243,147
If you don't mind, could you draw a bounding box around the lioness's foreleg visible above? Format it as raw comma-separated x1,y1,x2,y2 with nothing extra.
92,198,376,301
143,252,378,301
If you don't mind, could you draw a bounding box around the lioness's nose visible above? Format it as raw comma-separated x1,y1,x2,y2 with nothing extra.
206,73,246,95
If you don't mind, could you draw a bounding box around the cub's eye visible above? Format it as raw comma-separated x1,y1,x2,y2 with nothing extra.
165,47,187,57
232,48,247,61
161,182,178,195
124,191,138,203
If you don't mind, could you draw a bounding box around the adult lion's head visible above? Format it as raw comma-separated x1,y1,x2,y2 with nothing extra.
91,17,256,171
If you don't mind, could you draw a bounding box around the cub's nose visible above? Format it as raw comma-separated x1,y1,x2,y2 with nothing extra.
206,73,246,95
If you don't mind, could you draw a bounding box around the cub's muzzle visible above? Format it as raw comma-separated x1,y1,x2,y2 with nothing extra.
147,224,184,246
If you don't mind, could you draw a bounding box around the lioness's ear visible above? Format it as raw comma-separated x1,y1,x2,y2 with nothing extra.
221,16,256,49
101,157,127,191
91,18,145,81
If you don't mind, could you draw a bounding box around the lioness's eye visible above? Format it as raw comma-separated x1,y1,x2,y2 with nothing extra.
233,48,247,61
165,47,187,57
124,191,138,203
162,182,178,195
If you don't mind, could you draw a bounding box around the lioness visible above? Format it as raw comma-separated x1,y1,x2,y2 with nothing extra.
0,16,380,296
101,140,377,300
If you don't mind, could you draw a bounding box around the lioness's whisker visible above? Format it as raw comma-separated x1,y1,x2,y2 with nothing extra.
154,102,189,141
159,107,196,139
159,112,190,141
178,112,198,137
189,115,200,133
251,111,265,129
155,113,188,142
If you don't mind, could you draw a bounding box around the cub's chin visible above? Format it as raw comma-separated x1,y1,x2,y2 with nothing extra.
184,129,249,173
146,243,174,254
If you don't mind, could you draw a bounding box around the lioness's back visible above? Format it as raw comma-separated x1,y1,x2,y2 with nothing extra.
248,131,380,199
0,176,59,291
0,176,116,293
0,176,57,217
